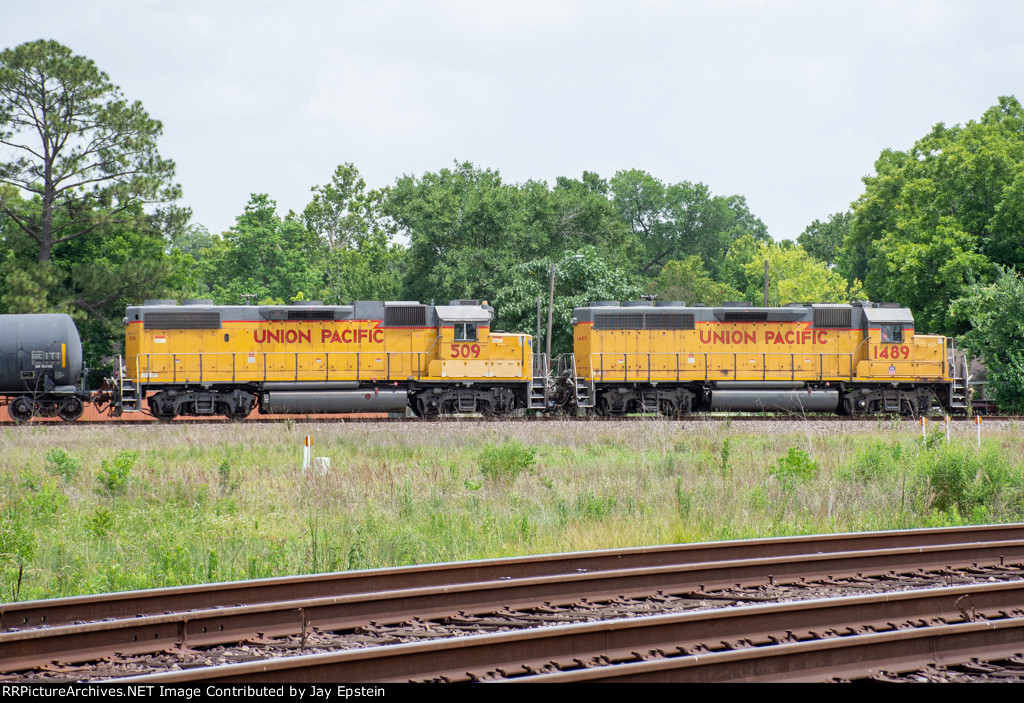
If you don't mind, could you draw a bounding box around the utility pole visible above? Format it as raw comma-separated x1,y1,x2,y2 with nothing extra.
536,295,542,353
763,259,770,307
546,263,556,361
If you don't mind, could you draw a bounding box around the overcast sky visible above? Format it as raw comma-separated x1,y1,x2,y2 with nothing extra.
3,1,1022,241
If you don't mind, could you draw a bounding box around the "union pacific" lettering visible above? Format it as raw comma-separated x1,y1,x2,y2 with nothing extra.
252,329,385,344
698,330,828,345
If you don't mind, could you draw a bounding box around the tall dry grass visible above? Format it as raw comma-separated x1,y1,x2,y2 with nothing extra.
1,418,1022,601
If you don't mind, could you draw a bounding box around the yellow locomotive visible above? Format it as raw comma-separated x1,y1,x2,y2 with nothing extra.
555,301,969,416
114,300,540,419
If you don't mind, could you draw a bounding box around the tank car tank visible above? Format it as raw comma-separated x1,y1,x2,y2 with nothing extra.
0,314,90,422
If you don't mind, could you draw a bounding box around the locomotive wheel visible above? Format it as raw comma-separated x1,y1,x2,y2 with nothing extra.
219,402,252,421
413,396,440,418
9,397,33,424
149,400,178,422
58,397,84,422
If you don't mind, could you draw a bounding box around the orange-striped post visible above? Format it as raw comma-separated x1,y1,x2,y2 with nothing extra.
303,435,313,472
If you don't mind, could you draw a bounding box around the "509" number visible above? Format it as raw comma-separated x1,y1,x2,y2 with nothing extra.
451,344,481,359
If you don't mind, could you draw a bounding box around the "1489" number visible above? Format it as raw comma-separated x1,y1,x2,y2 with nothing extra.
874,345,910,359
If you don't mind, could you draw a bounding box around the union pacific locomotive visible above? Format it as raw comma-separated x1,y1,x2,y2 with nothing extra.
551,301,969,416
1,298,969,422
111,299,538,420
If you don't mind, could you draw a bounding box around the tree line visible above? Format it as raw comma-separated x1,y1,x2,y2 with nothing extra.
2,40,1023,410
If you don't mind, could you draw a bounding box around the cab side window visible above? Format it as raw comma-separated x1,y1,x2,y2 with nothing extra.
454,323,477,341
880,324,902,343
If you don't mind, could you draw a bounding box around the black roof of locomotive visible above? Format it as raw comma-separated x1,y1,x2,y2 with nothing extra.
571,301,914,327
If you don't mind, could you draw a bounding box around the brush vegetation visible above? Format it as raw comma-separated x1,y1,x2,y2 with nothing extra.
2,420,1023,602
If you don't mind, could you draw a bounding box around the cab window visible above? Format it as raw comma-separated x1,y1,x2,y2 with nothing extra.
880,324,902,343
454,323,477,341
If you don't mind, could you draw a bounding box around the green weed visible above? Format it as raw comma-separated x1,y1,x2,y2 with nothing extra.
479,440,536,483
97,451,138,495
45,448,82,481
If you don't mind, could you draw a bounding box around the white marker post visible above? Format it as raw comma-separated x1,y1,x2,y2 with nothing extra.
976,415,982,449
303,435,313,473
921,417,927,445
945,415,950,444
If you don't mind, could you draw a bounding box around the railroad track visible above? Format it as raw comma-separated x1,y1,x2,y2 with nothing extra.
120,580,1024,683
4,524,1024,681
2,413,1019,427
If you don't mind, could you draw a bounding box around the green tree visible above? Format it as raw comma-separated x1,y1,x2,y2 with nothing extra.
383,163,629,310
609,169,769,278
303,162,371,250
649,255,743,306
727,238,863,306
798,211,850,268
842,96,1024,332
951,268,1024,413
200,195,325,304
493,247,644,355
303,164,404,303
0,40,181,264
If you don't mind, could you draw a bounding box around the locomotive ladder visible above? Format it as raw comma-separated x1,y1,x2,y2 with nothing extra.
947,339,970,411
115,355,143,413
529,353,549,410
571,354,595,408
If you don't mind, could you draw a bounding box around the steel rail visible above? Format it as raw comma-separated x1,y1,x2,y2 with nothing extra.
523,619,1024,683
115,580,1024,683
2,414,1018,426
5,524,1023,631
5,537,1024,673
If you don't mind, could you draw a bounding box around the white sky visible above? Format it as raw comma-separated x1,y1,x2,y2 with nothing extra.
3,0,1022,241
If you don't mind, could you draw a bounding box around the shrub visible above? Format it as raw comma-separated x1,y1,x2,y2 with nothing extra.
98,451,138,495
772,448,819,488
479,440,536,483
45,448,82,481
842,441,906,482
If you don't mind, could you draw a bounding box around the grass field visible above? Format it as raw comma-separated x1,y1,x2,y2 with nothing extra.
2,418,1023,602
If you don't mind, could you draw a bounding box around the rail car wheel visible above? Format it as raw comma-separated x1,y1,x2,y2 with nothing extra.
58,397,84,422
9,397,33,424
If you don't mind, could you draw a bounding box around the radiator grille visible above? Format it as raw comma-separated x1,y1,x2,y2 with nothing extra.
144,312,222,330
287,310,335,320
723,312,768,322
594,313,695,330
385,306,427,326
813,308,852,328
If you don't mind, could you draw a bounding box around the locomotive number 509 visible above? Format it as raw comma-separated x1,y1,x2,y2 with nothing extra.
451,344,482,359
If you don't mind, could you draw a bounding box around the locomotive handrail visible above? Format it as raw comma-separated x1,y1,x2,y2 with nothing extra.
581,346,954,384
130,350,433,385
